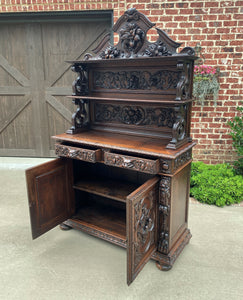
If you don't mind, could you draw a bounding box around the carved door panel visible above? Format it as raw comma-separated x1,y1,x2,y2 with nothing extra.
26,158,75,239
126,176,159,285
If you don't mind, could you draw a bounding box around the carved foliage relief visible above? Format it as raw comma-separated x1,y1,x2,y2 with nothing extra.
133,190,156,269
94,70,181,91
55,144,96,163
104,152,158,174
158,176,171,254
94,103,177,128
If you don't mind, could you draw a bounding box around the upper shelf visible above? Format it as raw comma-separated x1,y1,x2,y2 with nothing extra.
67,95,193,104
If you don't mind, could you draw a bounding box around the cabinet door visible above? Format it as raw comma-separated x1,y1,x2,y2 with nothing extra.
126,176,159,285
26,158,75,239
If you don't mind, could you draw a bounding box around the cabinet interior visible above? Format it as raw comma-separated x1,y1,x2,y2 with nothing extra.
71,160,154,239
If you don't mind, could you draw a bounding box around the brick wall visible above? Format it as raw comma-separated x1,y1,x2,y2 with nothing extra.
1,0,242,164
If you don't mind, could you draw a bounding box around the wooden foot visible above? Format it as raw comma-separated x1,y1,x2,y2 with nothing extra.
156,261,172,271
59,223,72,231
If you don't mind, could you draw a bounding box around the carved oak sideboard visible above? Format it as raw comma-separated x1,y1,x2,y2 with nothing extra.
26,9,196,285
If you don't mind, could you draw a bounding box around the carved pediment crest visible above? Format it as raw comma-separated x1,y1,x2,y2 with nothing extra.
86,8,195,60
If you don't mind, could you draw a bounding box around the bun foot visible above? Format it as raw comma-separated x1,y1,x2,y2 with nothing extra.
59,223,72,231
156,261,172,271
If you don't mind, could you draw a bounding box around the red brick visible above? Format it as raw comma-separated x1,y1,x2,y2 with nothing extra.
205,2,219,7
174,16,188,22
193,22,207,27
216,28,230,34
180,9,194,14
224,21,238,26
218,14,232,21
203,15,218,21
225,7,239,13
221,1,236,7
192,34,207,40
176,3,189,8
165,9,178,15
202,28,216,34
234,14,243,20
210,8,224,13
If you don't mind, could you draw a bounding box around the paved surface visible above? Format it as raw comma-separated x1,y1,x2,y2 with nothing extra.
0,157,243,300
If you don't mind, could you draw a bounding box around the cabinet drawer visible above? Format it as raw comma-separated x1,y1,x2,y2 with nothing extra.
55,143,101,163
104,151,159,174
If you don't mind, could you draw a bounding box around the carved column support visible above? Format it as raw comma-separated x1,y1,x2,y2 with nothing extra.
158,176,171,255
66,98,90,134
71,64,89,96
175,61,191,101
167,105,186,149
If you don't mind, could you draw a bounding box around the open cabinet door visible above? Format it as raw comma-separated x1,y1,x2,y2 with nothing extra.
126,176,159,285
26,158,75,239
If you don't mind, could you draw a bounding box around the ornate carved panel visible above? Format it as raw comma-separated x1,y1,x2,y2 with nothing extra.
127,176,159,285
93,70,181,91
94,103,177,128
84,8,194,60
174,149,192,170
158,176,171,254
133,190,156,267
104,152,159,174
55,144,100,163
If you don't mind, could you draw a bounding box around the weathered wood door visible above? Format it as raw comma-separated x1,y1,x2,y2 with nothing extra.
0,12,111,157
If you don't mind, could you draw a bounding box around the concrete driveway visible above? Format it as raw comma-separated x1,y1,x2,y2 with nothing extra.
0,157,242,300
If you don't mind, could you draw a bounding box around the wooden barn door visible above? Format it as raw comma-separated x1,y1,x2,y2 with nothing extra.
0,12,112,157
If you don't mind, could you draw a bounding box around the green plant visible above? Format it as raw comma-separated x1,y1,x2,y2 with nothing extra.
190,161,243,207
228,103,243,175
193,65,220,105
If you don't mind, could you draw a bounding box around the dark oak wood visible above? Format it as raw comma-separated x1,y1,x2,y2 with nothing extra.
26,159,75,239
26,9,196,285
127,176,159,285
73,177,139,203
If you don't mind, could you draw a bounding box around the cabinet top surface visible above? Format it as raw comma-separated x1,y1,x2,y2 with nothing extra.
53,131,196,159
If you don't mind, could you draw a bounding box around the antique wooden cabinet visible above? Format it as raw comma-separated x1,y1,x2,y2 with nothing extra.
26,9,196,285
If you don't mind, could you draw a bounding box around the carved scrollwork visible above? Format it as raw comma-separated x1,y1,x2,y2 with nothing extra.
158,176,171,254
174,149,192,170
104,152,158,174
95,103,177,128
167,104,187,149
94,70,180,91
72,64,88,96
176,62,191,101
55,144,96,162
85,9,195,60
133,191,156,268
66,98,90,134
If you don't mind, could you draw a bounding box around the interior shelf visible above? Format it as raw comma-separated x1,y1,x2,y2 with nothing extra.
73,177,139,203
71,202,126,239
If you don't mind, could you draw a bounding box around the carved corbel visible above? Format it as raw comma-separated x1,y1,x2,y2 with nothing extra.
72,64,88,96
66,98,90,134
175,62,191,101
167,105,186,149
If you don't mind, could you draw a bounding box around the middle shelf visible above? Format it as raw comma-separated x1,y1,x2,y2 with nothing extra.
73,177,139,203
